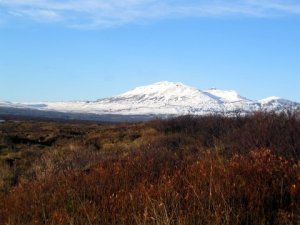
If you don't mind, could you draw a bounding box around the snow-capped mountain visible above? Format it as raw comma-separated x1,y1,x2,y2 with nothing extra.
0,81,299,120
259,96,300,111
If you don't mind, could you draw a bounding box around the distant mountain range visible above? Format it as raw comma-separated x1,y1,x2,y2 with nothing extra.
1,81,299,121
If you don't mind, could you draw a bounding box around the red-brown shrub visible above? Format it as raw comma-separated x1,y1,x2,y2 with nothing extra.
1,112,300,225
1,149,299,225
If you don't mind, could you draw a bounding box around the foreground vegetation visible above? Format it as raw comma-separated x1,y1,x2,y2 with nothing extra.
0,111,299,225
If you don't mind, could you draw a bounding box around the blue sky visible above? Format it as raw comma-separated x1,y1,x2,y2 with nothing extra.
0,0,300,102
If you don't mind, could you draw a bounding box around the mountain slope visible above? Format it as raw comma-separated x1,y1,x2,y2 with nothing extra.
259,96,300,111
1,81,299,119
97,81,224,115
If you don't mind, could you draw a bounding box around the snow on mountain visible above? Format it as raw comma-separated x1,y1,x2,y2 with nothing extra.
96,81,224,115
204,88,249,103
259,96,300,111
203,88,261,114
259,96,281,104
1,81,299,117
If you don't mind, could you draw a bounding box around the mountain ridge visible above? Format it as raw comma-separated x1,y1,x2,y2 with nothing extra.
1,81,299,119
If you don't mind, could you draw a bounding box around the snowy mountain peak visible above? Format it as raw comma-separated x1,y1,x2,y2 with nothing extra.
258,96,299,111
204,88,249,103
259,96,282,104
118,81,198,98
148,81,185,87
1,81,299,118
109,81,224,116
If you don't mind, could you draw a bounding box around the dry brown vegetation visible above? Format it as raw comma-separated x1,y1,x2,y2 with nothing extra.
0,111,300,225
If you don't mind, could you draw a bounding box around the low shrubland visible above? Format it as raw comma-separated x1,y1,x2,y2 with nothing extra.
0,111,299,225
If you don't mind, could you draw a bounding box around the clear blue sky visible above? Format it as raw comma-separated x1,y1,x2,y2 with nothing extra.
0,0,300,102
